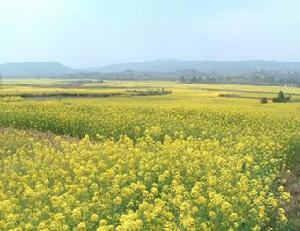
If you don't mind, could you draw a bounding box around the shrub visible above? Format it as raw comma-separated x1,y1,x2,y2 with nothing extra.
261,97,268,104
272,91,291,103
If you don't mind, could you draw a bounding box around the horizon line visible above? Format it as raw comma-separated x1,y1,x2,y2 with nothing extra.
2,59,300,70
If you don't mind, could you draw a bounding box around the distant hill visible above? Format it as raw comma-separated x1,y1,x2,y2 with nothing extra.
86,59,300,73
2,60,300,77
0,62,75,77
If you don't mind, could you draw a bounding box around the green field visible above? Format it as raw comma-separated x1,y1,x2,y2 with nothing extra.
0,80,300,230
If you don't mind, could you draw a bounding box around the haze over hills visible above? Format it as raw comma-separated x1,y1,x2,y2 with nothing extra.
87,60,300,73
0,62,75,77
2,60,300,77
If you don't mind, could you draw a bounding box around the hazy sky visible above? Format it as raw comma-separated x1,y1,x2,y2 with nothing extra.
1,0,300,68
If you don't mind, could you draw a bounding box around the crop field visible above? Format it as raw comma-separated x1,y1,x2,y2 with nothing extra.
0,80,300,230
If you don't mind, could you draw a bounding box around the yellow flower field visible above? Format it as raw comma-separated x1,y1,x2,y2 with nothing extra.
0,82,299,230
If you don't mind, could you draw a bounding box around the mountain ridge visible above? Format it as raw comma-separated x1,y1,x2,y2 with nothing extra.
2,60,300,77
0,62,75,76
86,60,300,73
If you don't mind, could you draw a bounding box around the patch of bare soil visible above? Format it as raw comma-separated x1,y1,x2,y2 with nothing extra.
285,173,300,229
285,138,300,230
